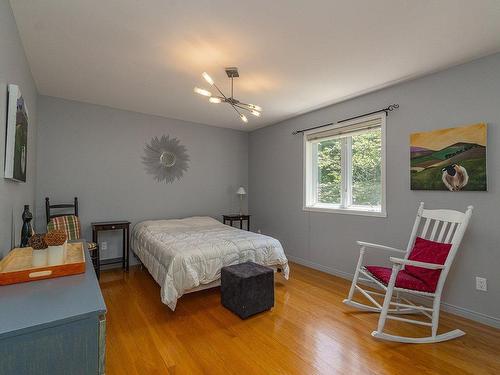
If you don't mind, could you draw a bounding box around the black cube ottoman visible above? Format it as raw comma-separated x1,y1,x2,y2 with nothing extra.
221,261,274,319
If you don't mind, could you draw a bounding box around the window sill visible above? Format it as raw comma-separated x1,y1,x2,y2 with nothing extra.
303,205,387,217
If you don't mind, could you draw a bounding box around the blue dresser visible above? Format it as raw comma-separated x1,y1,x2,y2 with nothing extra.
0,245,106,375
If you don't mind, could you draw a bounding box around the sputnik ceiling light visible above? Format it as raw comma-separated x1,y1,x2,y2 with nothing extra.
193,67,262,123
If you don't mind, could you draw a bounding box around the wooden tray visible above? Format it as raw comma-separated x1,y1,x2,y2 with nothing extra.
0,242,86,285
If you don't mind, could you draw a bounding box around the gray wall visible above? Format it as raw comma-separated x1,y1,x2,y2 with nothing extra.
36,96,248,261
0,0,38,257
249,53,500,326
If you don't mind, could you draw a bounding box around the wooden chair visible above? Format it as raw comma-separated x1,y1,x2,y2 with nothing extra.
343,202,473,343
45,197,100,278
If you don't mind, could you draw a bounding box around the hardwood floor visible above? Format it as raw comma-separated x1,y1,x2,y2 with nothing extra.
100,263,500,374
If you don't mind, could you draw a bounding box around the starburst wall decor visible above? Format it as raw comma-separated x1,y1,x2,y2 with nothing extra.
142,135,190,183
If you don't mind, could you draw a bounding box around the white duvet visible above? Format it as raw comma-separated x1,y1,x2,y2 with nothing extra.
131,216,289,310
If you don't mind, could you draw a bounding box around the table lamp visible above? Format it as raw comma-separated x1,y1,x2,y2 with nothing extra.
236,186,246,215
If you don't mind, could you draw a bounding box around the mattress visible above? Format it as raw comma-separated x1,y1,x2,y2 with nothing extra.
131,216,289,310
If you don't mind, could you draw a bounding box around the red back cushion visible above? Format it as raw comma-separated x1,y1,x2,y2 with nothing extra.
405,237,452,292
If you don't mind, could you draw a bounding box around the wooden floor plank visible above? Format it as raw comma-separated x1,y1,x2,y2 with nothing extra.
100,263,500,375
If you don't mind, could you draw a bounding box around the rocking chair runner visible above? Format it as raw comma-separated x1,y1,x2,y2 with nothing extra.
343,202,473,343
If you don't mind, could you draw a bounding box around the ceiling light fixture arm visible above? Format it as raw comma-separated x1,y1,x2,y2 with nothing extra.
230,103,243,117
236,102,256,110
236,101,262,112
212,83,228,100
233,103,254,113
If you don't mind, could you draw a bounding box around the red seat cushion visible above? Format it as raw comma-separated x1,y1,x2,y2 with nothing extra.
366,237,452,293
405,237,452,292
365,266,436,293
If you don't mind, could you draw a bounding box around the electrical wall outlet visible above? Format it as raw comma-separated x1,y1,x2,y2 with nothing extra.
475,276,487,291
101,241,107,250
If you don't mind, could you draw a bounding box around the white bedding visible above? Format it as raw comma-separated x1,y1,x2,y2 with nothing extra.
131,216,289,310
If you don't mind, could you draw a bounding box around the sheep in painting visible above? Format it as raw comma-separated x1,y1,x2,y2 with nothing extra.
441,164,469,191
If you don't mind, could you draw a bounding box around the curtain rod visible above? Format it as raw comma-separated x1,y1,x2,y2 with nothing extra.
292,104,399,135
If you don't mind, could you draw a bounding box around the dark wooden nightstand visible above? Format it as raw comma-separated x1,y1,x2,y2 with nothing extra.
223,215,251,231
91,221,131,271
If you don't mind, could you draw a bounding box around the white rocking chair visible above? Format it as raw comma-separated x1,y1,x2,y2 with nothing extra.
343,202,473,343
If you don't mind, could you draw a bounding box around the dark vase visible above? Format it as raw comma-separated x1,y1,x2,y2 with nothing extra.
20,205,34,247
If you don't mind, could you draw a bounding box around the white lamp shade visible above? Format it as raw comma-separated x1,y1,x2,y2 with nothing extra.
236,186,246,195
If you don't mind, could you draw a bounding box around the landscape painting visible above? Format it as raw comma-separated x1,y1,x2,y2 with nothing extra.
410,123,486,191
4,84,28,182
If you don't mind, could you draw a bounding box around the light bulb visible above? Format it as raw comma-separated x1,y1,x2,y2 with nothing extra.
248,104,262,111
209,97,222,103
194,87,211,97
202,72,214,85
240,114,248,123
251,110,261,117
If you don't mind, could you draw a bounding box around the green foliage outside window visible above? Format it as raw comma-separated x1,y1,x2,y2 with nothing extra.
317,129,381,206
317,138,342,204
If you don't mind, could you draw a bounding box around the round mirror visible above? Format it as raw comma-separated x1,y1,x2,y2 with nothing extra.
160,151,176,168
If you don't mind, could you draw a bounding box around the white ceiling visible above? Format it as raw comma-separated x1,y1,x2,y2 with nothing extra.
10,0,500,131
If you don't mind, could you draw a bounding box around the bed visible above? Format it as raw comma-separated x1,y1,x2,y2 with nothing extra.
131,216,289,310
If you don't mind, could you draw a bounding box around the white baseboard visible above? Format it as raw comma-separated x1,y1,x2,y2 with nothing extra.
287,255,500,329
287,255,353,279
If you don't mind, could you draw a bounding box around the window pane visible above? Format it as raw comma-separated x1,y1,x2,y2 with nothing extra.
317,138,342,204
351,128,381,207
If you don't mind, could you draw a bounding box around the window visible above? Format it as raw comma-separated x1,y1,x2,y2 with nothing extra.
303,113,386,216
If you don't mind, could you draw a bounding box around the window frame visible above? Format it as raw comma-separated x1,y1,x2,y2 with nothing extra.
303,113,387,217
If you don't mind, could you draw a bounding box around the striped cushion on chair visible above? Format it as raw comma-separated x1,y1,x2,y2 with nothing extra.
47,215,81,241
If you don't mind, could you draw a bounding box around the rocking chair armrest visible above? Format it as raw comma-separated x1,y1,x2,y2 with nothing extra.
357,241,406,254
389,257,446,270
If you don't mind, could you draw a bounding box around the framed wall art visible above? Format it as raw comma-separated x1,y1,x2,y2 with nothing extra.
410,123,486,191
